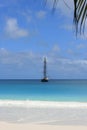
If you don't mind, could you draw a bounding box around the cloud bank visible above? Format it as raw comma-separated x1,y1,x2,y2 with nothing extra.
4,18,29,38
0,48,87,79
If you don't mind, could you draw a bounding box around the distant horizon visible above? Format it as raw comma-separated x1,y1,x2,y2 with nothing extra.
1,78,87,80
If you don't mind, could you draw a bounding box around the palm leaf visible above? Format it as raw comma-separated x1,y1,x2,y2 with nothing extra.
74,0,87,34
46,0,87,34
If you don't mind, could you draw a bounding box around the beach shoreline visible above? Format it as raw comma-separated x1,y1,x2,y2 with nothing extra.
0,100,87,125
0,122,87,130
0,99,87,108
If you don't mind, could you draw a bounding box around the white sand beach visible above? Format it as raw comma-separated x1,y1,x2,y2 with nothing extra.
0,100,87,129
0,122,87,130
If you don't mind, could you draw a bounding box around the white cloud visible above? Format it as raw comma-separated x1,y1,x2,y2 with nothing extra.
36,10,47,19
0,48,87,79
5,18,29,38
0,48,40,66
47,56,87,77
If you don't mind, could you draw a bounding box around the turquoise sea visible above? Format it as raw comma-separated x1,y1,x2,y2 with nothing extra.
0,79,87,102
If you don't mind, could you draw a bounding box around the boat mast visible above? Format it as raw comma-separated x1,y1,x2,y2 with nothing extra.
44,57,47,79
41,57,48,82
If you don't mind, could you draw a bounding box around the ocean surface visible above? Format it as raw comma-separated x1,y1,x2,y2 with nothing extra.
0,79,87,102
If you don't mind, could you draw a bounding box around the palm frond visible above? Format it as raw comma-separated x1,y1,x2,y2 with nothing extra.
73,0,87,34
46,0,87,35
52,0,59,13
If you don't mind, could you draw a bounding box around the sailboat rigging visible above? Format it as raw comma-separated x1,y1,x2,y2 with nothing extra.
41,57,48,82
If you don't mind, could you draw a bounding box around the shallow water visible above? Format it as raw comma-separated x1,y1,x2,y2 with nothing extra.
0,79,87,102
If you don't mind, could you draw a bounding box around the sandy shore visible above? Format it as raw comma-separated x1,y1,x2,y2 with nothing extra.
0,100,87,126
0,122,87,130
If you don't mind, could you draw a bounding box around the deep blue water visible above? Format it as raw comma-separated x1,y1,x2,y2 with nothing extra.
0,79,87,102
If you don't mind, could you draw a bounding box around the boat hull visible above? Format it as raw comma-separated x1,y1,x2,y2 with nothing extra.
41,78,48,82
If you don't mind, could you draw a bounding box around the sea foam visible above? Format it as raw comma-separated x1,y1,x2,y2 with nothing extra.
0,100,87,108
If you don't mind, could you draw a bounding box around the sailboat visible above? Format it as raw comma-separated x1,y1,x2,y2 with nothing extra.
41,57,48,82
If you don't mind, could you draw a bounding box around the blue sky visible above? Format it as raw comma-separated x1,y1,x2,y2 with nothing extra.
0,0,87,79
